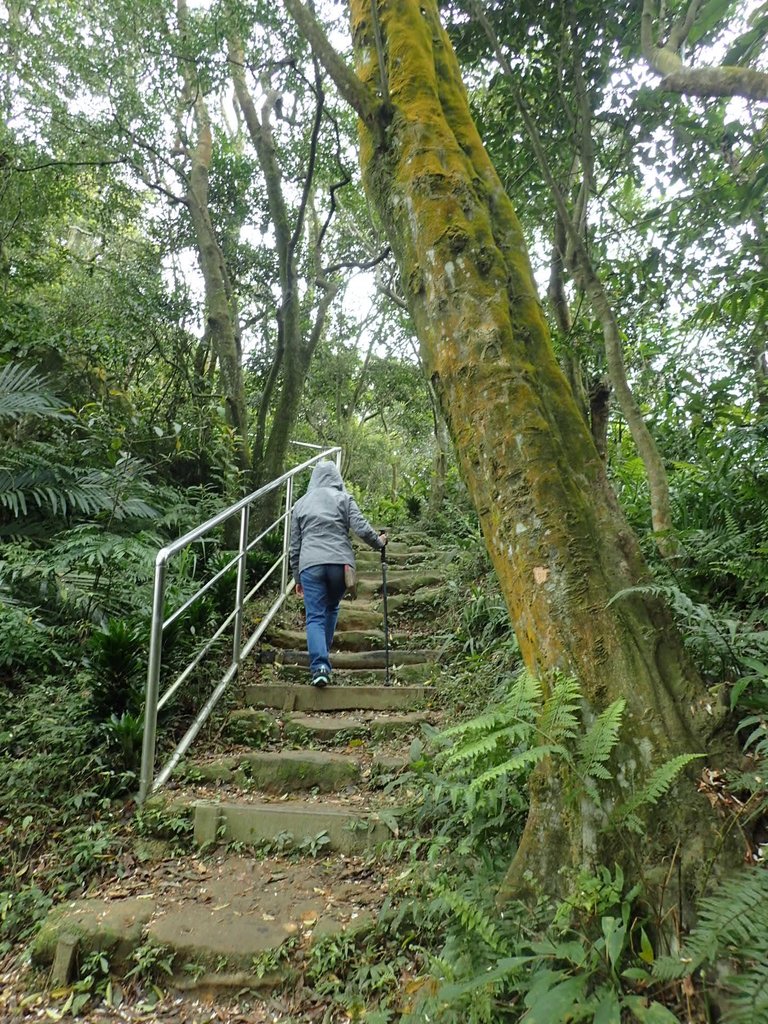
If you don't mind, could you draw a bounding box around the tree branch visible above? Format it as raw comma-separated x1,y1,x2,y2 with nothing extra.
282,0,382,129
324,245,390,277
641,0,768,102
289,57,324,255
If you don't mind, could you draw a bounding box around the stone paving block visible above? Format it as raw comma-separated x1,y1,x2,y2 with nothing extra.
194,800,390,853
31,898,156,968
370,712,429,737
285,714,366,741
245,682,435,712
275,649,438,669
356,570,443,597
272,662,437,686
147,904,295,970
238,749,361,792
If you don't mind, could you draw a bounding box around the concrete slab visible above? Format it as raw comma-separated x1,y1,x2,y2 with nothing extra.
194,800,391,853
370,712,429,737
285,714,366,741
274,648,438,669
188,749,361,792
244,682,435,712
31,898,156,968
335,605,382,629
357,570,444,597
147,904,295,969
272,662,437,686
268,627,408,652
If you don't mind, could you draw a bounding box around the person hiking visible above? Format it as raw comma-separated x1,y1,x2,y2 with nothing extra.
289,461,387,688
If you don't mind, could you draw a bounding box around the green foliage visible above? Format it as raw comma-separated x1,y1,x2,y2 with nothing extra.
0,363,66,423
654,869,768,1024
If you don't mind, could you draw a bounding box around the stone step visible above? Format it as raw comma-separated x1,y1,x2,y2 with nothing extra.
194,799,393,853
285,714,366,741
356,570,444,597
335,604,382,629
32,856,381,988
266,627,410,652
184,749,362,793
285,711,429,742
354,549,431,567
270,648,439,669
245,682,435,712
353,541,429,555
384,586,443,613
271,662,436,686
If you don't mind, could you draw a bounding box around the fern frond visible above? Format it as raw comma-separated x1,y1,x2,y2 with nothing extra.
611,754,703,830
433,882,508,954
726,961,768,1024
654,868,768,1014
469,745,562,791
441,726,522,771
440,709,511,741
0,363,66,422
575,699,625,779
537,673,581,743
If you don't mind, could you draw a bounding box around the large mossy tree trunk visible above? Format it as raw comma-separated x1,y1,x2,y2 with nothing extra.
284,0,739,920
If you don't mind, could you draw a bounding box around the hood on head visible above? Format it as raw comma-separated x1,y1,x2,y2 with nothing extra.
307,461,344,491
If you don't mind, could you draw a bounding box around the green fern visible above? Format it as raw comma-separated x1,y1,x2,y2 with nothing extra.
537,673,582,744
438,671,542,774
469,746,560,792
610,754,703,834
654,869,768,1024
432,881,508,955
0,362,66,422
575,699,626,799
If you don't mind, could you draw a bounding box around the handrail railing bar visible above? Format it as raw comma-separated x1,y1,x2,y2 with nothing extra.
152,661,240,792
153,588,295,793
243,512,287,553
290,441,324,449
157,607,238,711
241,555,284,606
281,477,293,593
236,583,295,665
162,511,288,631
232,506,250,667
138,559,168,804
157,450,336,563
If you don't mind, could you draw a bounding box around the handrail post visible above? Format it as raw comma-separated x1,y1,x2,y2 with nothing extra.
138,555,168,804
232,504,250,668
281,477,293,593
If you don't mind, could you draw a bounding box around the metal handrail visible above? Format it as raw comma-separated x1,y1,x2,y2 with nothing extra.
137,445,342,803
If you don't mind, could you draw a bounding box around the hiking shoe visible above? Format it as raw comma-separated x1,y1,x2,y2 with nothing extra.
311,672,329,688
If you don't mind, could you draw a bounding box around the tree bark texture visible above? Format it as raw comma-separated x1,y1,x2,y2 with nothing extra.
342,0,738,910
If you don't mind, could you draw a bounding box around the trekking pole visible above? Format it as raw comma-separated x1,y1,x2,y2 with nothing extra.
380,536,390,686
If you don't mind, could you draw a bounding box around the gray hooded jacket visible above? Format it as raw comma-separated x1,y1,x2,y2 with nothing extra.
289,462,383,583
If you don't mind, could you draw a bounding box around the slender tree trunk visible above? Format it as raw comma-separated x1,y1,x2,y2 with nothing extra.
229,33,338,504
471,2,678,557
178,0,249,472
285,0,740,919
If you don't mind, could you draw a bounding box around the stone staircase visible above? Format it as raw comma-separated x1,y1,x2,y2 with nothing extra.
31,532,450,997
